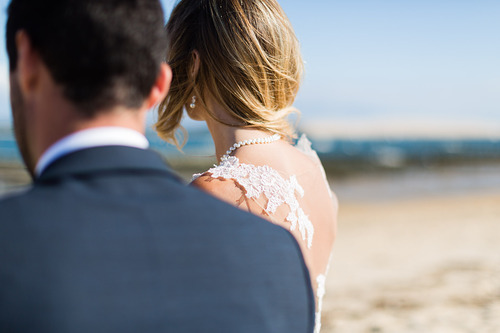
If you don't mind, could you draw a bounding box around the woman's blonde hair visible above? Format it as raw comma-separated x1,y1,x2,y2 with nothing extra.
156,0,304,147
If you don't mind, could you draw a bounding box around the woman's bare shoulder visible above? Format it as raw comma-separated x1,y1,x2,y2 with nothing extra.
191,173,249,208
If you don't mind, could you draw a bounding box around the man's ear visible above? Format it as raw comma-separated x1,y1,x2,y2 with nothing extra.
145,63,172,109
15,30,41,96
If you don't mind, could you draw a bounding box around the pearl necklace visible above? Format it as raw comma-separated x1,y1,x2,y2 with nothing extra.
220,134,281,163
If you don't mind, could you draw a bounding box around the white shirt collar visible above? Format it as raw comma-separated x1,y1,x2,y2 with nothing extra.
35,127,149,176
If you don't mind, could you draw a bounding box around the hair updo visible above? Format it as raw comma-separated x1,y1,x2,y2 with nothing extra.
156,0,304,147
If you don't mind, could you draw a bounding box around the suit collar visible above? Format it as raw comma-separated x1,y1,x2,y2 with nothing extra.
37,146,182,184
35,127,149,177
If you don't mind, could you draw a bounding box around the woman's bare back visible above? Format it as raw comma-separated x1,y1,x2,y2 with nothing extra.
192,135,337,332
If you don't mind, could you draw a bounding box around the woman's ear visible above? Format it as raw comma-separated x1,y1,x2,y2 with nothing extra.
190,50,200,79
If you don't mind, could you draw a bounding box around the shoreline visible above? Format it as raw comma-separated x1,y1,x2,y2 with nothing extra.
0,162,30,198
2,159,500,198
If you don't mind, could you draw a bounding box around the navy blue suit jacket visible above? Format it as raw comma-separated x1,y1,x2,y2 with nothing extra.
0,146,314,333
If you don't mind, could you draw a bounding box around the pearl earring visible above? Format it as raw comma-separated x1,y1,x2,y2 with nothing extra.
190,96,196,109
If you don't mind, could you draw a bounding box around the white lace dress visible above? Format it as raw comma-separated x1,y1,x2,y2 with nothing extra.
192,135,334,333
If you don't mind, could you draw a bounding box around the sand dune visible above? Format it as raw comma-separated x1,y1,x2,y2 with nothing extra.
301,119,500,140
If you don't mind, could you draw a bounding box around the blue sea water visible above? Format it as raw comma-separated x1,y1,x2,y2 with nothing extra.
1,127,500,166
0,134,19,161
313,137,500,166
2,126,500,200
0,128,217,163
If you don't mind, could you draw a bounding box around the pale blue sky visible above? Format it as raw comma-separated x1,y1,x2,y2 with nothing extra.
0,0,499,130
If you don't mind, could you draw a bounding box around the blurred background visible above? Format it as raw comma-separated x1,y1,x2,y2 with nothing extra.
1,1,499,332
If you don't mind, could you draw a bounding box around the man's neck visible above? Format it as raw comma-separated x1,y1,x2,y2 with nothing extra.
33,106,148,168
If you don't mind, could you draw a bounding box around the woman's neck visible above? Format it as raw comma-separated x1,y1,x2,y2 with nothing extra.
204,116,275,162
198,96,277,162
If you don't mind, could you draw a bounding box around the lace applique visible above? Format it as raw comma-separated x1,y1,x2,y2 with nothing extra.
296,134,333,200
314,274,327,333
295,134,316,158
193,155,315,248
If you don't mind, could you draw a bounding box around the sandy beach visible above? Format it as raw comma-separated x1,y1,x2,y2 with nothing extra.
322,166,500,333
1,161,499,332
0,162,30,197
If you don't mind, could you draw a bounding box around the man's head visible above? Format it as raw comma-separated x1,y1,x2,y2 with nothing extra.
6,0,171,174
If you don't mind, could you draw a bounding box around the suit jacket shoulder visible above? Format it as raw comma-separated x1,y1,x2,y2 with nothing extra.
0,146,314,333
